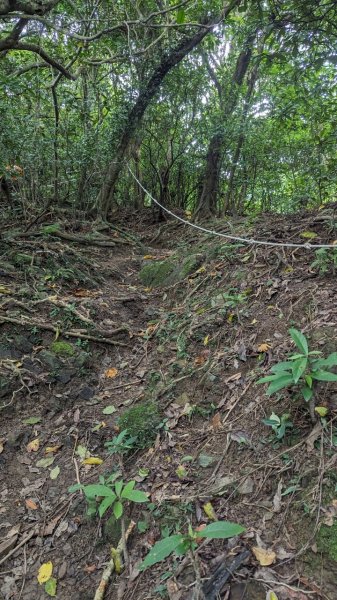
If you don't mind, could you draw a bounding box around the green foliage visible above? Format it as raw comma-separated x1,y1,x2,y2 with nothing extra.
311,249,337,275
41,224,61,236
105,429,138,455
118,401,161,449
50,341,74,357
68,477,148,519
258,328,337,407
263,412,293,440
140,521,245,571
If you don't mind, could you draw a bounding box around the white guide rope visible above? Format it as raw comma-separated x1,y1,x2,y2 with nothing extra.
128,166,337,250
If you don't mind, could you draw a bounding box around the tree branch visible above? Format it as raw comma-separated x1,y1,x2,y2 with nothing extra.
0,1,60,16
0,39,75,78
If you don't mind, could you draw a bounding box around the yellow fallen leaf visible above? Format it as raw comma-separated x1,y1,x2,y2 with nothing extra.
37,561,53,584
258,343,271,352
266,592,279,600
143,287,152,292
27,438,40,453
26,498,38,510
105,368,118,378
315,406,328,417
196,266,206,274
143,255,155,260
203,502,217,521
203,335,210,346
252,546,276,566
0,285,11,294
45,445,61,454
83,457,103,465
300,231,317,239
251,319,257,325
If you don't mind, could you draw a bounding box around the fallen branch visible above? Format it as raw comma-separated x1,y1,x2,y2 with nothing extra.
93,520,136,600
0,315,130,347
201,550,250,600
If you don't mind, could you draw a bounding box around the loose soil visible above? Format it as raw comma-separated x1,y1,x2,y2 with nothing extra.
1,208,337,600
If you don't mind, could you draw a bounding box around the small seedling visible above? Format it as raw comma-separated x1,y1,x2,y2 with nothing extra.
258,328,337,420
105,429,138,456
69,478,148,519
263,412,293,440
140,521,245,571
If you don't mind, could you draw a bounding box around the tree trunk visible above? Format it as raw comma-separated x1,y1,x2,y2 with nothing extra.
95,0,241,219
195,31,256,219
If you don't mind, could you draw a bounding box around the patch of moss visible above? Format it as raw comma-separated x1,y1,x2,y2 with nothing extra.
317,522,337,561
50,340,75,357
118,401,161,448
139,260,176,287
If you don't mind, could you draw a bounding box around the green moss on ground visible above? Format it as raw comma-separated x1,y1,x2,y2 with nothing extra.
50,340,75,356
118,401,161,448
317,522,337,561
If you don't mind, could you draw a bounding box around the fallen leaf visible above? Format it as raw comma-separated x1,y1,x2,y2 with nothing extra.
300,231,317,239
211,413,222,430
315,406,328,417
258,343,271,352
37,562,53,584
0,285,11,294
36,457,54,468
203,335,210,346
44,577,57,597
45,445,61,454
175,465,187,479
23,417,41,425
198,453,214,468
25,498,38,510
102,405,116,415
203,502,217,521
252,546,276,566
27,438,40,452
0,439,4,454
83,564,97,573
306,422,322,453
143,255,155,260
83,457,103,465
266,592,279,600
50,466,60,480
105,368,118,378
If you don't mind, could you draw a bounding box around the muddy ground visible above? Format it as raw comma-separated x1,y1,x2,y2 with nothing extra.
1,208,337,600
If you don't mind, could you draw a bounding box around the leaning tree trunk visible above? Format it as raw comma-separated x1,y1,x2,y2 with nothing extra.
194,31,256,219
95,0,242,219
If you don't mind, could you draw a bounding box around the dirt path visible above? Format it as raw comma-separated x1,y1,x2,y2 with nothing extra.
1,216,337,600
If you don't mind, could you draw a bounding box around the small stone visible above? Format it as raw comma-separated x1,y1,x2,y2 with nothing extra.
77,386,94,400
58,561,67,579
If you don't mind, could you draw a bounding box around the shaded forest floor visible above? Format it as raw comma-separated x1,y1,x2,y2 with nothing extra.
1,207,337,600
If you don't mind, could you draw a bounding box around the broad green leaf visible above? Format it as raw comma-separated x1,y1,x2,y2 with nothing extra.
98,495,115,517
44,577,57,597
305,374,313,388
83,484,116,498
301,386,313,402
257,372,289,384
289,329,308,356
313,353,337,369
113,500,123,519
122,489,149,503
68,483,83,493
197,521,245,539
270,361,293,372
140,535,184,570
121,480,135,498
312,370,337,381
266,374,294,395
115,480,124,497
292,357,307,383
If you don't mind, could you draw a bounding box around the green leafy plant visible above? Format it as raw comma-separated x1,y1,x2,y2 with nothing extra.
263,412,293,440
105,429,138,456
69,478,148,519
258,328,337,418
311,248,337,275
140,521,245,571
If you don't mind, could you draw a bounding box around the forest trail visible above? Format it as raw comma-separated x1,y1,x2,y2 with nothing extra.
1,212,337,600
